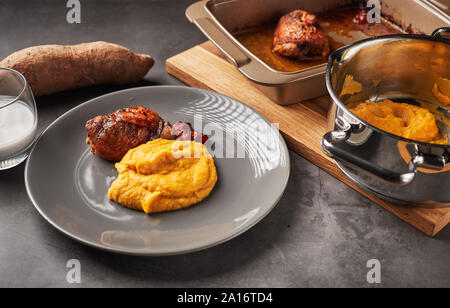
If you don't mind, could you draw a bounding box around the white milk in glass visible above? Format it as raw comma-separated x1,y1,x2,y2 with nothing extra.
0,96,36,160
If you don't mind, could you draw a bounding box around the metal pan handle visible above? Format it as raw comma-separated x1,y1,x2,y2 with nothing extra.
321,118,447,186
321,130,416,186
186,1,250,68
432,27,450,40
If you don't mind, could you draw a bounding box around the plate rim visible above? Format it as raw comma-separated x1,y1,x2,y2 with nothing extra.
24,85,291,256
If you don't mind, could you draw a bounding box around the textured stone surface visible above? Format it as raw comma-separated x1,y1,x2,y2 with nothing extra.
0,0,449,288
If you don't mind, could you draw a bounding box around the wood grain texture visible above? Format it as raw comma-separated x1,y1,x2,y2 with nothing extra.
166,41,450,237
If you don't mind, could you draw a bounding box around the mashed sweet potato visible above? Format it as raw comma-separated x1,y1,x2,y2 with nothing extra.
108,139,217,214
348,100,442,143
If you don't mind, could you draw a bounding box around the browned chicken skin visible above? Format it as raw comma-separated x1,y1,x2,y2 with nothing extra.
86,106,208,161
273,10,330,61
86,107,172,161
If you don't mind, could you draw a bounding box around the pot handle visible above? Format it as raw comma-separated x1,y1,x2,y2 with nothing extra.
321,130,416,186
321,118,446,186
432,27,450,40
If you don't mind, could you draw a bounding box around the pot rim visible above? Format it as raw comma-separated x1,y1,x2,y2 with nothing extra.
326,32,450,149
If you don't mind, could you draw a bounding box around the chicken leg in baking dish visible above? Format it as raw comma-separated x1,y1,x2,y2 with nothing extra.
273,10,330,61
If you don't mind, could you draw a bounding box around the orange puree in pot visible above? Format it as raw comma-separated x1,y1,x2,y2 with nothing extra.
432,78,450,106
348,100,445,143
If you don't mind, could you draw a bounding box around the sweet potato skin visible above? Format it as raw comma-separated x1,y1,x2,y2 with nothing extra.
0,41,154,96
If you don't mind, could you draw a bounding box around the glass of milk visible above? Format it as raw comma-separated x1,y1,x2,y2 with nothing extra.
0,68,37,170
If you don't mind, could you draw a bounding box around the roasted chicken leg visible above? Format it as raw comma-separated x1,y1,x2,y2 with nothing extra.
86,106,207,161
273,10,330,61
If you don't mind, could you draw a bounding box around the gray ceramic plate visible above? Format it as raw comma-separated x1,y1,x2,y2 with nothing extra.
25,86,290,256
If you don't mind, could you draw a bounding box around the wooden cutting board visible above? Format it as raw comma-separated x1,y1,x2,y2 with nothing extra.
166,41,450,237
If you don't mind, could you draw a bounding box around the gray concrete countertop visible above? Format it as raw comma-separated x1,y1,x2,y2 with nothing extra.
0,0,449,288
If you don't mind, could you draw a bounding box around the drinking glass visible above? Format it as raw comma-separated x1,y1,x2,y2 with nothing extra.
0,67,38,170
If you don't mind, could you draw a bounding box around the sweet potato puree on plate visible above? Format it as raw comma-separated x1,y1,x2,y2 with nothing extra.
108,139,217,214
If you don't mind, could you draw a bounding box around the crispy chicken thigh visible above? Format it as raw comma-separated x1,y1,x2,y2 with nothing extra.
273,10,330,61
86,107,172,161
86,106,208,161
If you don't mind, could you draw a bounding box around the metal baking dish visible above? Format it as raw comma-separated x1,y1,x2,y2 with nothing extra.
426,0,450,16
186,0,450,105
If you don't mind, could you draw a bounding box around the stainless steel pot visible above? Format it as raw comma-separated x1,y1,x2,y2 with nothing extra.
322,27,450,206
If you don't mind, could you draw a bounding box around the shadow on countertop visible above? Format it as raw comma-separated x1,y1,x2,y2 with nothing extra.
36,80,158,109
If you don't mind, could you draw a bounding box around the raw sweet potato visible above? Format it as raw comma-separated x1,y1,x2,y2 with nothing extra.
0,41,154,96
